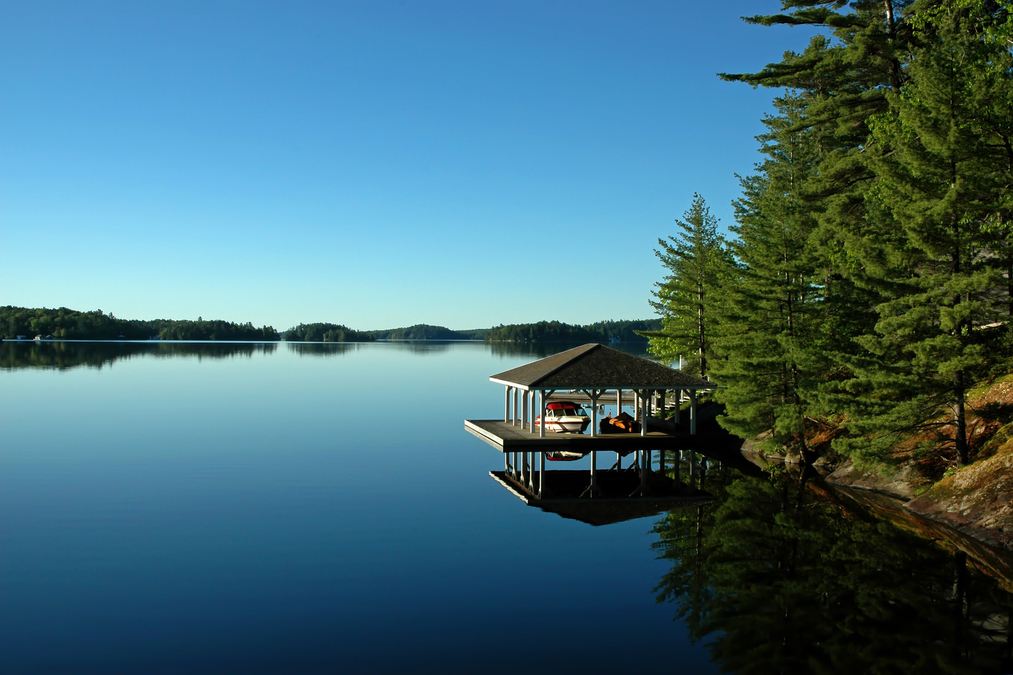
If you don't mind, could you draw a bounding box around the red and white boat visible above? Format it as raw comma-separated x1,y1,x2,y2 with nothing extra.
535,401,591,433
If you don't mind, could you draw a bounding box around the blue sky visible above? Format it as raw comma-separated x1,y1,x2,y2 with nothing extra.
2,1,817,331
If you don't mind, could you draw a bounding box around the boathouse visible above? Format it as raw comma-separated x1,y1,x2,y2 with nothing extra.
466,343,716,443
465,343,719,502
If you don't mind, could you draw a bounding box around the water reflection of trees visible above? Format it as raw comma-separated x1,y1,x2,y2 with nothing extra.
0,341,277,370
654,467,1013,674
285,342,361,357
284,341,466,357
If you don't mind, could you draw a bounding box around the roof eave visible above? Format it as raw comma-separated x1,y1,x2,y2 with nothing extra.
488,378,717,391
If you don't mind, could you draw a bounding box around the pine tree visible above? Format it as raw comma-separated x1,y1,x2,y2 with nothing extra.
719,0,1013,468
835,4,1008,466
709,93,833,459
644,194,728,377
720,1,911,306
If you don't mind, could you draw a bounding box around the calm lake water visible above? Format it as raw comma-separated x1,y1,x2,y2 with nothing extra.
2,341,1012,674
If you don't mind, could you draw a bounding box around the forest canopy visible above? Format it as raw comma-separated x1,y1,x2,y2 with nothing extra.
647,0,1013,468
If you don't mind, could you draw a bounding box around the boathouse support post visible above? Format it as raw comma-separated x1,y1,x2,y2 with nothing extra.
690,389,697,435
538,389,547,435
538,390,554,438
539,390,545,438
504,386,510,423
521,389,527,428
640,389,648,438
513,388,519,426
616,388,622,417
583,389,603,437
673,390,681,424
539,451,545,498
660,389,666,420
633,448,647,496
529,391,536,434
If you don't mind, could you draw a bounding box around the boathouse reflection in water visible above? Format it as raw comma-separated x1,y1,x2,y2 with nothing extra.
490,447,721,525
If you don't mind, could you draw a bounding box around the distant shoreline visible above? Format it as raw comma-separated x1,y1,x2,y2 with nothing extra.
1,306,660,344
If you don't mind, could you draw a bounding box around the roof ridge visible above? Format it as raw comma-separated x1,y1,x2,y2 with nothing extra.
531,343,599,388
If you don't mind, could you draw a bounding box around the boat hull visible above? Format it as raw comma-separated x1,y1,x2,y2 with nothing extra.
535,417,591,433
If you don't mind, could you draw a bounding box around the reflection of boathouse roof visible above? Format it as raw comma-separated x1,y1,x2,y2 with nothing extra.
536,498,709,527
489,343,715,390
489,469,713,526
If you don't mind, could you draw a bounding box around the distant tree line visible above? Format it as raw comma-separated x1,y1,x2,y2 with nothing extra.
369,324,477,340
158,319,279,341
1,307,661,345
283,323,376,342
0,306,280,341
0,306,281,341
484,319,662,343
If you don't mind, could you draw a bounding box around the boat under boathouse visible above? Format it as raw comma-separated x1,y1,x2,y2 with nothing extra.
464,343,720,501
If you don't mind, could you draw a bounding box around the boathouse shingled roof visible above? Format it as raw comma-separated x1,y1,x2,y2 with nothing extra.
489,343,715,390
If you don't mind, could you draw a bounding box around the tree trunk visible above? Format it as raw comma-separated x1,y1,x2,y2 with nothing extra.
1007,250,1012,318
949,213,969,466
697,279,706,378
884,0,902,90
954,369,968,466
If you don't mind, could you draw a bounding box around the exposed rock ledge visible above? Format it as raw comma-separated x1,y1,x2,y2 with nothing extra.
825,452,1013,552
823,460,930,502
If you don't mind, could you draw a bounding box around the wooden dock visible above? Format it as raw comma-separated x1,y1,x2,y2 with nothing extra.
464,419,727,452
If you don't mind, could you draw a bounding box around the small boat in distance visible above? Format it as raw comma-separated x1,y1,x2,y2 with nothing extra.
535,401,591,434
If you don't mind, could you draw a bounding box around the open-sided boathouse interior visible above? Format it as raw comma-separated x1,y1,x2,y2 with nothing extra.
464,343,727,511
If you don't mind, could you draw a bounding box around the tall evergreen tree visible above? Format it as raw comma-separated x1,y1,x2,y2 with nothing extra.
644,194,727,377
836,4,1008,466
720,1,912,306
709,93,832,459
